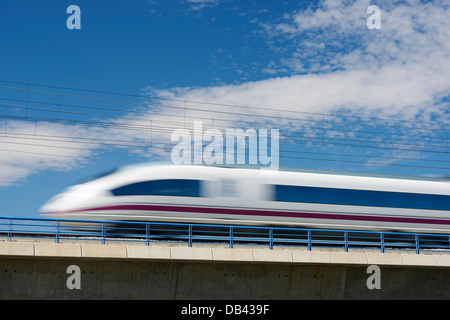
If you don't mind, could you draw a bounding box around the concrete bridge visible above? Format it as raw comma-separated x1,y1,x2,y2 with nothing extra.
1,239,450,299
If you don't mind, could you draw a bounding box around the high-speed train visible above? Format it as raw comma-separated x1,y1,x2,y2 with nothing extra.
39,163,450,233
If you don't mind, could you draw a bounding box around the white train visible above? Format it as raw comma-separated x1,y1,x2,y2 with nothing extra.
39,163,450,233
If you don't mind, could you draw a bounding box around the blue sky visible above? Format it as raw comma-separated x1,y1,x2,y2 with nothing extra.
0,0,449,218
0,1,309,89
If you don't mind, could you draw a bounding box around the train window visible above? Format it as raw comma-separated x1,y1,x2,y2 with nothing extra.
111,179,201,197
272,185,450,211
219,179,238,197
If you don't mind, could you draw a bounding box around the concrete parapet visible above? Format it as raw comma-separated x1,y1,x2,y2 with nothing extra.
330,252,368,265
366,252,404,265
170,246,213,261
1,241,450,268
127,246,171,260
252,248,292,263
437,255,450,267
0,242,34,256
212,247,254,262
292,251,331,264
400,253,438,267
35,243,82,258
82,244,127,259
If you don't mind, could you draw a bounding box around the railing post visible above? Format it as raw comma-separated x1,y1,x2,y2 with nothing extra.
8,218,12,242
56,220,60,244
188,225,193,247
344,231,348,252
229,226,233,249
415,234,420,254
101,222,106,245
380,232,385,253
269,228,273,250
146,223,151,246
307,230,312,251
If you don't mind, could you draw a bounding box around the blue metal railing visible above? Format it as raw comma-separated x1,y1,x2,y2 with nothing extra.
1,216,450,254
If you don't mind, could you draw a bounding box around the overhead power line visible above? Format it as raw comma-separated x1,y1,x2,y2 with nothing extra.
0,79,448,173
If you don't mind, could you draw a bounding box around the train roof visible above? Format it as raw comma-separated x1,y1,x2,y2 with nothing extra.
115,161,450,183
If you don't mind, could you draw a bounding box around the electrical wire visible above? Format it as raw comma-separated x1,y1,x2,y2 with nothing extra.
0,80,448,173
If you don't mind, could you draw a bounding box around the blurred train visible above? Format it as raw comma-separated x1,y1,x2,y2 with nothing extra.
39,163,450,234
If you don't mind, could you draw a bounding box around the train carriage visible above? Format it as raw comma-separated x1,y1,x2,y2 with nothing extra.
39,163,450,234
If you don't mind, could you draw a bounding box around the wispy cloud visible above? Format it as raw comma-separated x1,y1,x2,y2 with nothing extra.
265,0,450,75
152,0,450,121
0,121,93,186
186,0,220,11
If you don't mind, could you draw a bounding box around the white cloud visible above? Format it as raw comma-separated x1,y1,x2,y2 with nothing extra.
185,0,219,11
151,0,450,123
0,121,93,187
0,97,201,186
270,0,450,73
146,64,448,123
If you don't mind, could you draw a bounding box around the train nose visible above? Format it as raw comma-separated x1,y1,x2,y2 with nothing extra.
39,193,70,216
39,186,99,217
